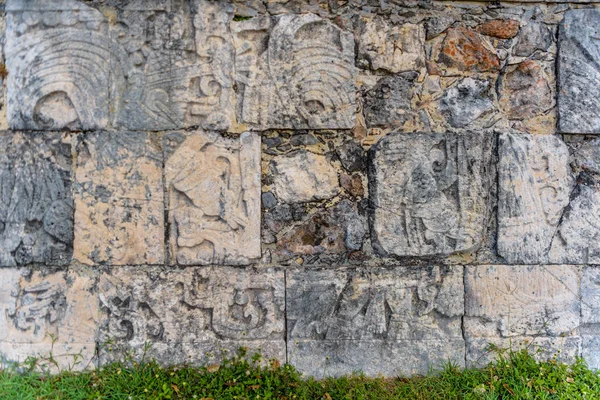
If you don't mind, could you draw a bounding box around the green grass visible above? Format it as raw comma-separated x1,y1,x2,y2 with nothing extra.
1,347,600,399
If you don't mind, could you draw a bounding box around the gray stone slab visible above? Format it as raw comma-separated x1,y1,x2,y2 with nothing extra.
286,266,464,377
165,131,261,266
465,265,580,366
368,132,493,257
497,133,572,264
558,9,600,134
0,132,73,266
232,13,355,130
0,268,99,371
98,266,285,365
6,0,111,130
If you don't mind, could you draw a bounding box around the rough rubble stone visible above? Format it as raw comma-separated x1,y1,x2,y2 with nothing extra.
439,78,494,128
369,131,493,257
98,266,285,365
111,0,235,131
464,265,580,366
0,268,99,371
6,0,110,130
364,72,418,128
336,141,365,173
277,199,366,258
558,9,600,134
548,139,600,263
232,13,355,129
287,266,464,377
358,16,425,73
270,151,340,204
438,26,500,73
74,132,164,265
477,19,520,40
513,22,552,58
0,132,73,267
497,133,572,264
499,60,553,120
165,131,261,266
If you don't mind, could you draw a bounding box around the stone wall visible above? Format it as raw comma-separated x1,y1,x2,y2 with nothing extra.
1,0,600,377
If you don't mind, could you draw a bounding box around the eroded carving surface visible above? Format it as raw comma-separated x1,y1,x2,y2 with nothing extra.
74,132,164,265
0,268,98,370
6,0,111,130
0,132,73,266
98,266,284,364
368,132,493,257
232,13,355,129
558,9,600,134
497,133,572,264
464,265,580,365
287,266,464,377
165,131,261,265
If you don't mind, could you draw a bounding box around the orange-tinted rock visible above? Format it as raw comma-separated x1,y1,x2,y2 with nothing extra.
477,19,520,39
439,26,500,72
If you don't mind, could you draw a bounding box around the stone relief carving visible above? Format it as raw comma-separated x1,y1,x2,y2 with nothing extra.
232,13,355,129
165,131,261,265
497,133,573,264
558,9,600,134
368,132,492,257
6,0,111,130
98,267,284,347
0,269,98,370
111,0,235,131
288,266,463,341
0,132,73,267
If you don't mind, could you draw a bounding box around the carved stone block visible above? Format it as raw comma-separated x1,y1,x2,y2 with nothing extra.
232,13,355,129
465,265,580,365
6,0,111,130
497,133,572,264
0,268,99,371
98,266,285,365
558,9,600,134
110,0,235,131
74,132,164,265
0,132,73,267
287,266,464,377
368,132,493,257
165,131,261,265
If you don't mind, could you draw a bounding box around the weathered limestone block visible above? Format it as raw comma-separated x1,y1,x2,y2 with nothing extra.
270,151,340,204
74,132,164,265
497,133,572,264
0,132,73,266
6,0,111,130
363,72,418,128
465,265,580,366
558,9,600,134
358,16,425,73
0,268,99,371
368,132,493,257
548,139,600,263
439,78,493,128
165,131,261,265
287,266,464,377
98,266,285,365
232,13,355,129
581,267,600,369
111,0,235,131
